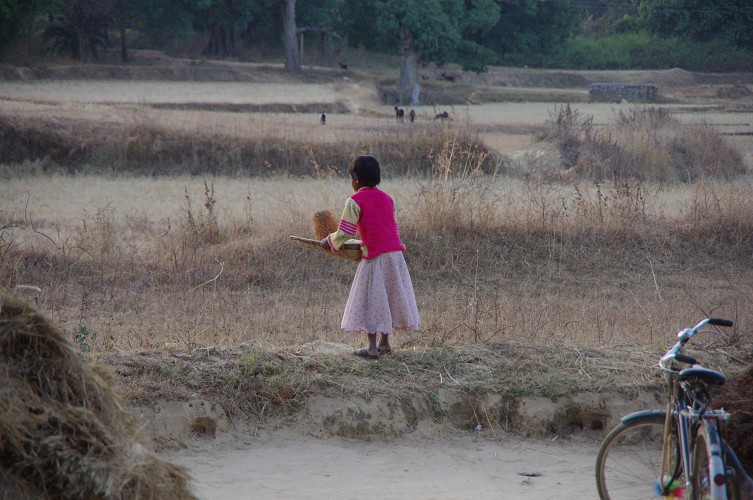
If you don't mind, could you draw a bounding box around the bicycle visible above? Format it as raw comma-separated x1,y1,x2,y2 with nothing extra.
595,317,753,499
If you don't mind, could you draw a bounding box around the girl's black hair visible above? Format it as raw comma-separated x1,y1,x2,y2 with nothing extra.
348,155,380,187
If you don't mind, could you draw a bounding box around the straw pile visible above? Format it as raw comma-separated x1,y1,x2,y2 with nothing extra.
289,210,362,262
0,287,196,500
312,210,338,240
715,366,753,473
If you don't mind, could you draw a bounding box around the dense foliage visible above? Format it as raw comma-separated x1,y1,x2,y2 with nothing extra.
1,0,753,71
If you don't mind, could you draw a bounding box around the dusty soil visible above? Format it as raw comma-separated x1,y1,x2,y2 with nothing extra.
96,339,751,499
167,429,604,499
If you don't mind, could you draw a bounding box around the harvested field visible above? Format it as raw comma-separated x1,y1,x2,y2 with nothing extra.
3,56,753,498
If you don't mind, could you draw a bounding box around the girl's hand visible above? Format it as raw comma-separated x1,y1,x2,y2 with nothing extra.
319,238,331,250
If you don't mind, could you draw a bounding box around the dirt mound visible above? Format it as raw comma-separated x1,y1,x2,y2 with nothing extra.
0,287,196,499
715,366,753,472
0,55,347,84
148,101,349,114
718,84,753,99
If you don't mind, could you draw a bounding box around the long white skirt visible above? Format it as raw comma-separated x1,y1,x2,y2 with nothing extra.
341,251,420,335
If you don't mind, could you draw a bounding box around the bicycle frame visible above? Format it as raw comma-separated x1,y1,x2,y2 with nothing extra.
595,317,750,500
660,371,731,497
657,370,692,496
658,318,734,499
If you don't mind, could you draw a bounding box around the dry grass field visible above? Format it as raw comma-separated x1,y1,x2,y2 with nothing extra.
2,57,753,445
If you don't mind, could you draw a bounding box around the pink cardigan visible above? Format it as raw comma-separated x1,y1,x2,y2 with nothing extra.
327,187,405,260
351,187,405,259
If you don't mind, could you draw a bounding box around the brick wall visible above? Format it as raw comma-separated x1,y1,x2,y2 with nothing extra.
588,83,659,103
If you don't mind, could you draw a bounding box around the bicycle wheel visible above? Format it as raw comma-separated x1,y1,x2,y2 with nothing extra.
595,412,681,500
692,420,728,500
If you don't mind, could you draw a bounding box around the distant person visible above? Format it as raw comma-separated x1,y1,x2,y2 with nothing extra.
320,155,420,359
321,112,326,125
409,109,416,123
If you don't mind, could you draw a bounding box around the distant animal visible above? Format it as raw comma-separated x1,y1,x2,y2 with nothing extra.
434,111,450,120
394,106,405,123
439,71,456,82
320,112,326,125
338,62,348,70
409,109,416,123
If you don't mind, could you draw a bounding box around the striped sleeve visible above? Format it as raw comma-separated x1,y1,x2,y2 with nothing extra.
327,197,360,251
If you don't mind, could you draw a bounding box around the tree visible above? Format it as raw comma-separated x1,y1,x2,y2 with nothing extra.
346,0,500,104
42,0,112,63
575,0,640,35
193,0,260,59
296,0,349,67
281,0,300,73
483,0,578,67
0,0,51,56
135,0,206,51
639,0,753,49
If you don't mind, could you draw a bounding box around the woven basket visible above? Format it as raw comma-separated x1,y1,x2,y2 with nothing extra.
290,209,361,262
290,236,362,262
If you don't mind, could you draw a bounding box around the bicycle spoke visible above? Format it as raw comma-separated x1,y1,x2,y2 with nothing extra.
596,415,681,500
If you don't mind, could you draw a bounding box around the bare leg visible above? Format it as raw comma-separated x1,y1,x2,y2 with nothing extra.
366,333,379,357
377,333,391,353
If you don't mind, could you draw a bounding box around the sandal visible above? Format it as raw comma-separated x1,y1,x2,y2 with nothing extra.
353,348,379,360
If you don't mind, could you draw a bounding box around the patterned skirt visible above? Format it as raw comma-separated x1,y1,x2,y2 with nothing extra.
341,251,420,334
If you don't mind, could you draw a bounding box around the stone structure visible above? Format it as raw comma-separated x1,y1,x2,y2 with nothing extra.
588,82,659,103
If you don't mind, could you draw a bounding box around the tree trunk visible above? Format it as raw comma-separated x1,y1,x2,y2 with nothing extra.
119,25,128,63
78,27,89,63
397,24,417,105
202,25,239,59
320,32,328,66
282,0,301,73
327,34,348,68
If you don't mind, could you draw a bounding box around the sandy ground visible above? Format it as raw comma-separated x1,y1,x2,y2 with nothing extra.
168,431,604,500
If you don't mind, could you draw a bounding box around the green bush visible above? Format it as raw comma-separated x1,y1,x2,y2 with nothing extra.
548,33,753,72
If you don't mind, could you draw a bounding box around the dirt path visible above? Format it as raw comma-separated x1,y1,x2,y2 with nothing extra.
168,431,603,499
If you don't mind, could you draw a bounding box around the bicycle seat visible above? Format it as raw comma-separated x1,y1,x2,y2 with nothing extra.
678,367,726,386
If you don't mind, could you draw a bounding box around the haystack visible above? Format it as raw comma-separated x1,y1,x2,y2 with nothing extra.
0,287,196,499
715,366,753,473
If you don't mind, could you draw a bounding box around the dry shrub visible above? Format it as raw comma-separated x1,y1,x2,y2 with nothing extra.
537,105,747,183
181,181,223,245
0,115,497,178
570,178,652,230
412,127,502,232
413,179,499,234
667,122,747,181
679,182,753,255
0,287,196,499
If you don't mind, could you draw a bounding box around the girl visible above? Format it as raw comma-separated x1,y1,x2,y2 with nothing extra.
320,155,420,359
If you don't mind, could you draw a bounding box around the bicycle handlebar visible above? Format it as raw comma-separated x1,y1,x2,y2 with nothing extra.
659,317,733,372
707,318,734,328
